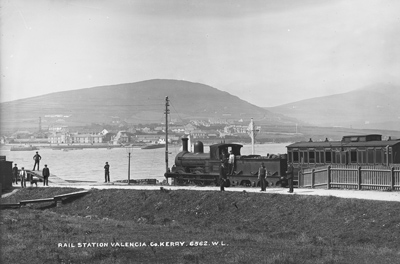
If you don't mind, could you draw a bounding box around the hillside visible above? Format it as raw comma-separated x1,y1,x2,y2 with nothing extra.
0,79,296,133
267,83,400,131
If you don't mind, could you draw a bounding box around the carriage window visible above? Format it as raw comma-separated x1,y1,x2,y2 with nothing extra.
336,152,342,164
375,149,382,164
320,152,325,163
303,151,308,163
350,150,357,164
357,151,363,164
293,151,299,163
361,151,366,164
367,149,374,164
288,151,292,162
325,151,331,163
309,151,315,163
340,152,347,164
316,151,320,163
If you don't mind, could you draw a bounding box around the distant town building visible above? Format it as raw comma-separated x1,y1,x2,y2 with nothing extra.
71,133,103,144
112,131,130,145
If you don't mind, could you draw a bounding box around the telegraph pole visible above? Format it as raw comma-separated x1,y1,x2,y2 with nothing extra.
250,118,255,155
247,118,259,155
126,146,133,185
165,96,170,182
128,151,131,185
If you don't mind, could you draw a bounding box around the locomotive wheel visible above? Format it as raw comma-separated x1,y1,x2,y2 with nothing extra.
225,179,231,188
194,180,205,186
175,170,187,185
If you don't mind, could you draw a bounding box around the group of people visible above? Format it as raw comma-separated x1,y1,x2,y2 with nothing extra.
12,151,50,188
219,157,295,193
219,149,236,191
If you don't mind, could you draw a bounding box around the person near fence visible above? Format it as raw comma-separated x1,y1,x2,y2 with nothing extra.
42,164,50,186
258,163,267,191
219,160,227,191
12,163,19,185
104,162,110,183
19,167,27,188
286,163,294,193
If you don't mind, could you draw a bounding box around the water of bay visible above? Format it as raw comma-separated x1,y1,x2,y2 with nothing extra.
0,143,289,183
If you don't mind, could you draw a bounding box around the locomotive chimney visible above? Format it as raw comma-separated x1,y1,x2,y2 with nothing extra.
181,137,189,152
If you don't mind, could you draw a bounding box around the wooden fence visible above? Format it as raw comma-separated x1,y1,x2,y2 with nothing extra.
300,164,400,191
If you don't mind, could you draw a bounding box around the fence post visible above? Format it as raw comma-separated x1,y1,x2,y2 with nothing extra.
391,167,395,190
358,166,362,190
327,166,331,189
311,169,315,188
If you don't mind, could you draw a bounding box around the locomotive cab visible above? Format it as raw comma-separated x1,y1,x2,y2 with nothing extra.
210,143,243,161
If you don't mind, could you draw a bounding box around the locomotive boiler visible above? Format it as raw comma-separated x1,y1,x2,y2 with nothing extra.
165,138,289,187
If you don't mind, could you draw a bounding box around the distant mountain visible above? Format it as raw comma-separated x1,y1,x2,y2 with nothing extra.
267,83,400,131
0,79,297,133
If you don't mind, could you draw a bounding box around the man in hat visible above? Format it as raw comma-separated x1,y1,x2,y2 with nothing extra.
228,150,235,175
19,167,27,188
258,163,267,191
12,163,19,185
219,160,227,191
286,163,294,193
42,164,50,186
33,151,42,171
104,162,110,183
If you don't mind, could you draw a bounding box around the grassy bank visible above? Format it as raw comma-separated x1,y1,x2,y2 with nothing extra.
1,187,400,263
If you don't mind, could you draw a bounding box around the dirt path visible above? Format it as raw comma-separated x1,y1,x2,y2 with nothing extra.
7,182,398,202
1,189,20,198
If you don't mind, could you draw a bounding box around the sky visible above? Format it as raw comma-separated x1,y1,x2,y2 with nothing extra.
1,0,399,107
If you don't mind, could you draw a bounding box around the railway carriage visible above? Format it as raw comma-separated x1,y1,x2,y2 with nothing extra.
286,134,400,175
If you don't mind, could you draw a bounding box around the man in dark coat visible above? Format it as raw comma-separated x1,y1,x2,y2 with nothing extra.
42,164,50,186
33,151,42,171
258,163,267,191
286,163,294,193
219,161,227,191
12,163,19,184
104,162,110,183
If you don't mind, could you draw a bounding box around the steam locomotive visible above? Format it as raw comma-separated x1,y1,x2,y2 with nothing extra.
165,138,288,187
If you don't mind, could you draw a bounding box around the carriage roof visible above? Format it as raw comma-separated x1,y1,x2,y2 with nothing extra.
287,138,400,149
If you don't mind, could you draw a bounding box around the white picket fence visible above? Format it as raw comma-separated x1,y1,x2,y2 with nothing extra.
300,164,400,191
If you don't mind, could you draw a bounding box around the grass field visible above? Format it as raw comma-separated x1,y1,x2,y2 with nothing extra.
1,187,400,263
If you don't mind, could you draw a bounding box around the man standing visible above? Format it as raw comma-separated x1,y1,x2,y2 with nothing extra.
286,163,294,193
12,164,19,185
228,150,235,175
19,167,27,188
42,164,50,186
219,161,227,191
258,163,267,192
33,151,42,171
104,162,110,183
